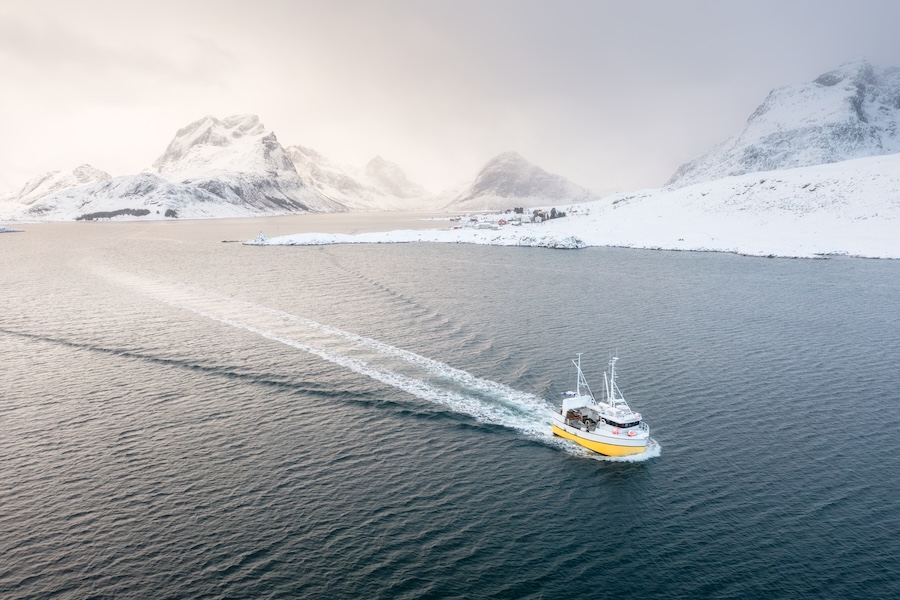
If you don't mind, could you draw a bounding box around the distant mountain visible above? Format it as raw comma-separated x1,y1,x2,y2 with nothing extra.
22,174,258,220
443,152,596,211
150,114,345,213
364,156,430,200
668,60,900,187
286,144,370,209
0,115,592,221
285,146,435,211
12,115,352,221
16,164,111,205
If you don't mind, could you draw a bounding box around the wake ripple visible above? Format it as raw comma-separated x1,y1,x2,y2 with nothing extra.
93,267,659,460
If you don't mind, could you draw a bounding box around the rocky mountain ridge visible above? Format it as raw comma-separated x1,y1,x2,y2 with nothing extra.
17,164,111,206
3,115,409,220
285,145,435,211
669,59,900,187
148,114,342,214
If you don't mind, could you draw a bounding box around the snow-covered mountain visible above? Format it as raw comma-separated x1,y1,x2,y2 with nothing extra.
286,144,371,209
16,164,111,205
21,173,273,220
3,115,354,221
0,114,596,221
1,114,444,221
150,114,345,213
285,146,436,211
669,60,900,187
443,152,596,211
597,153,900,257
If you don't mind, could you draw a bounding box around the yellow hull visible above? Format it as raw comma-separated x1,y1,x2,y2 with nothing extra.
551,424,646,457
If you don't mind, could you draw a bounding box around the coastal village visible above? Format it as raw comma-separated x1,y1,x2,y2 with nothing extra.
450,206,577,230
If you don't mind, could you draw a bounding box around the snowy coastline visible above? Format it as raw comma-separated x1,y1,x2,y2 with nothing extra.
247,154,900,260
245,219,896,259
246,228,588,250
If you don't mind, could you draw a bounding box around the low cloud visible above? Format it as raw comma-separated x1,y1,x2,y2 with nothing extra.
0,14,236,99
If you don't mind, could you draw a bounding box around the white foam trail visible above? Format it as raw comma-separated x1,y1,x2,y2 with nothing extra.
197,309,546,431
94,267,660,460
94,268,553,435
237,300,550,419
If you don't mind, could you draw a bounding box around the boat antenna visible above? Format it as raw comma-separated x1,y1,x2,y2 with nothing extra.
609,355,618,402
575,353,582,395
607,354,628,409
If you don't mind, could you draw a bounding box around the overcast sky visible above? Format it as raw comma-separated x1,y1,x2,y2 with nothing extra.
2,0,899,195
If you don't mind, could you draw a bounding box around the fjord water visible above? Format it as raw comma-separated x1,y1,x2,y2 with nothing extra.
1,220,898,599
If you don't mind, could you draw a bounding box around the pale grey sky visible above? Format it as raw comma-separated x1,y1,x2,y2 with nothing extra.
2,0,899,194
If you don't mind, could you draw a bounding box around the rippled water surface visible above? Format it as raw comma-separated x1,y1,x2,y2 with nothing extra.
1,219,899,599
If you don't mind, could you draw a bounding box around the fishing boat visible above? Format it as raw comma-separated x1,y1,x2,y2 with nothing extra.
551,354,650,456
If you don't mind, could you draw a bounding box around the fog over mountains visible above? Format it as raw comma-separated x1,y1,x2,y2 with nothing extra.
2,59,900,226
0,115,593,220
443,152,596,211
668,59,900,187
285,145,433,212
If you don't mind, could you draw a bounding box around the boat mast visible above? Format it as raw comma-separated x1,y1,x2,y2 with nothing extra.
573,353,594,399
575,353,582,396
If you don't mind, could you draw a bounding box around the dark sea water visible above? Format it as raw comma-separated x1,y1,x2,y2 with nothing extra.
1,219,899,599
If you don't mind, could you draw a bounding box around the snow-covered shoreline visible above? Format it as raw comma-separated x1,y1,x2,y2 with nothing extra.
246,228,588,250
247,154,900,259
245,220,896,259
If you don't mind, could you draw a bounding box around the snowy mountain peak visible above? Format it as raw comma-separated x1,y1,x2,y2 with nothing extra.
669,59,900,187
153,114,265,165
485,150,527,165
16,163,111,205
444,151,596,210
71,163,109,182
470,152,545,193
145,115,344,214
812,58,875,88
151,114,293,178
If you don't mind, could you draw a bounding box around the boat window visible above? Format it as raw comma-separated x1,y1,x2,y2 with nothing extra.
602,418,640,428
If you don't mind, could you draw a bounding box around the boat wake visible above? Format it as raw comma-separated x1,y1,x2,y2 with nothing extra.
94,268,660,460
